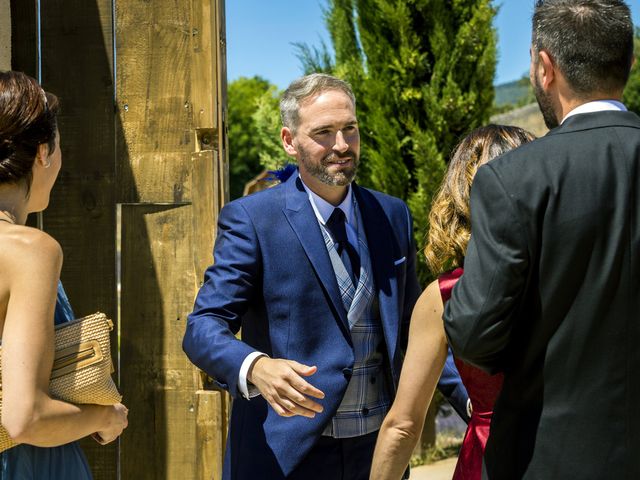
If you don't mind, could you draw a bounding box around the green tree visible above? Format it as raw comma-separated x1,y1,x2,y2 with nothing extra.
251,88,291,171
298,0,497,283
623,27,640,116
492,74,536,114
228,76,280,199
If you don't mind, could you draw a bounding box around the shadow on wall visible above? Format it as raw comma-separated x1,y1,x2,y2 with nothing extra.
9,0,165,477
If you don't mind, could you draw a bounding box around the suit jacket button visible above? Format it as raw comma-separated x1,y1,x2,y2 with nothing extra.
361,408,369,415
342,368,352,379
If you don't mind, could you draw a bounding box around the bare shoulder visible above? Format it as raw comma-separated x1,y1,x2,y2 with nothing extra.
414,279,444,315
0,225,62,275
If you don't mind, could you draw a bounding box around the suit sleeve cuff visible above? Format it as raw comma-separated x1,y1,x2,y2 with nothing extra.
238,351,268,399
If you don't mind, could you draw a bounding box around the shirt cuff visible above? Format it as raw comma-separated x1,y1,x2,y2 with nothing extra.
238,351,268,399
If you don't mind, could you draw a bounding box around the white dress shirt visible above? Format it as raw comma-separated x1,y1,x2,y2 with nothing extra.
237,176,356,399
562,99,627,124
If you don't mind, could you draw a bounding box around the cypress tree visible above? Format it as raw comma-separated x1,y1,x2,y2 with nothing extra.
623,28,640,116
321,0,497,282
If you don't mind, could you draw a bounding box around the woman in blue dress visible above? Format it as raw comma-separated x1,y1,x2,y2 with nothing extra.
0,71,128,479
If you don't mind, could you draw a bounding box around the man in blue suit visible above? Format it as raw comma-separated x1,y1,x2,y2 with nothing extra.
183,73,468,479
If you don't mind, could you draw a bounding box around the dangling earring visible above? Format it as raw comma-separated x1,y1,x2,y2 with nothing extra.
43,160,51,169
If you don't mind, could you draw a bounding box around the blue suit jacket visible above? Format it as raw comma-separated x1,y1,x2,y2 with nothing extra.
183,173,467,478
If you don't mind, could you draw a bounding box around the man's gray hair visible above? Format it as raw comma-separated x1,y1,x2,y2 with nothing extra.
280,73,356,133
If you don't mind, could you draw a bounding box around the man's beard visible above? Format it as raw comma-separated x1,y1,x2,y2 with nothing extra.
533,73,559,130
298,146,359,187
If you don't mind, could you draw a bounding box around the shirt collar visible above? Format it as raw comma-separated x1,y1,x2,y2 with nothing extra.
562,100,627,124
298,174,354,226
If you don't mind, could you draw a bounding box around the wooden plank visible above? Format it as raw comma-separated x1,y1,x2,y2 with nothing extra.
214,0,229,206
9,0,38,229
190,0,225,263
37,1,118,478
191,0,218,130
9,0,227,477
115,3,199,474
191,3,231,466
191,0,228,205
117,155,222,478
191,151,231,479
190,151,218,286
119,203,202,479
115,0,193,204
0,0,10,70
115,0,226,477
39,0,117,317
9,0,36,76
221,388,230,462
196,390,222,480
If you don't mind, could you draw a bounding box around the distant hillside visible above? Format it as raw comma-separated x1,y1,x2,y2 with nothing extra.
490,103,547,138
495,78,531,107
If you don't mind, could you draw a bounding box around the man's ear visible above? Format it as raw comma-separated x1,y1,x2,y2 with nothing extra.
281,127,298,157
537,50,556,90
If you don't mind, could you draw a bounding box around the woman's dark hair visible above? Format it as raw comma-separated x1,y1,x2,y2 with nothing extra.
0,71,60,192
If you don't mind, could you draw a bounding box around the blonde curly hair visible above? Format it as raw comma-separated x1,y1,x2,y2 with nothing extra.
425,124,535,275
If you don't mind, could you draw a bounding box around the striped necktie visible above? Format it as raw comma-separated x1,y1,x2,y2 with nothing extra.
326,208,360,286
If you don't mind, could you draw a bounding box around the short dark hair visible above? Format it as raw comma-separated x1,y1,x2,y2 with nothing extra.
532,0,634,95
280,73,356,133
0,71,60,192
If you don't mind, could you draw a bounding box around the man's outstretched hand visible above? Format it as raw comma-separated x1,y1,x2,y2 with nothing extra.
248,357,325,418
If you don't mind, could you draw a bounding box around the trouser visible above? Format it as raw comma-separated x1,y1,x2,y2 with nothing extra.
289,430,379,480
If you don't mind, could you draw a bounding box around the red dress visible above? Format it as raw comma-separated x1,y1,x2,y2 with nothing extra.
439,268,504,480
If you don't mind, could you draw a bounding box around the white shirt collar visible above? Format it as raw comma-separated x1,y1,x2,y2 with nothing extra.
562,100,627,124
298,175,354,226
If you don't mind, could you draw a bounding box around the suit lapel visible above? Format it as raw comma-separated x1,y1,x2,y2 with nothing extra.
353,184,400,356
283,175,351,334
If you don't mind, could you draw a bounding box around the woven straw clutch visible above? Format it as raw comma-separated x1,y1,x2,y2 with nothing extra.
0,312,122,453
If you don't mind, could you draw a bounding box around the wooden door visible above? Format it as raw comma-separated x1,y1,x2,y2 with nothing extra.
8,1,229,478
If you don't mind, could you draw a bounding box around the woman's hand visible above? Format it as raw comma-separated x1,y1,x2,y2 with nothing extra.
93,403,129,445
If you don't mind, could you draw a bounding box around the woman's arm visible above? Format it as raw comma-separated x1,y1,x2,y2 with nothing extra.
1,230,127,446
370,280,448,480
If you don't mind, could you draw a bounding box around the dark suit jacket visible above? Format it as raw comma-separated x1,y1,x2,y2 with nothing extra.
444,111,640,479
184,173,468,479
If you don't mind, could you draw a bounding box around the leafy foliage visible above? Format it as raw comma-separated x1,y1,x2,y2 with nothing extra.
493,75,535,113
251,87,291,171
623,27,640,116
228,76,280,199
297,0,497,283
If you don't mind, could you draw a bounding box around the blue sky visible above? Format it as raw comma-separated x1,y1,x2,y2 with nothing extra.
226,1,640,89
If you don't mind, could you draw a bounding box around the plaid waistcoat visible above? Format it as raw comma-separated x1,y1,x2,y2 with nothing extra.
320,202,392,438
